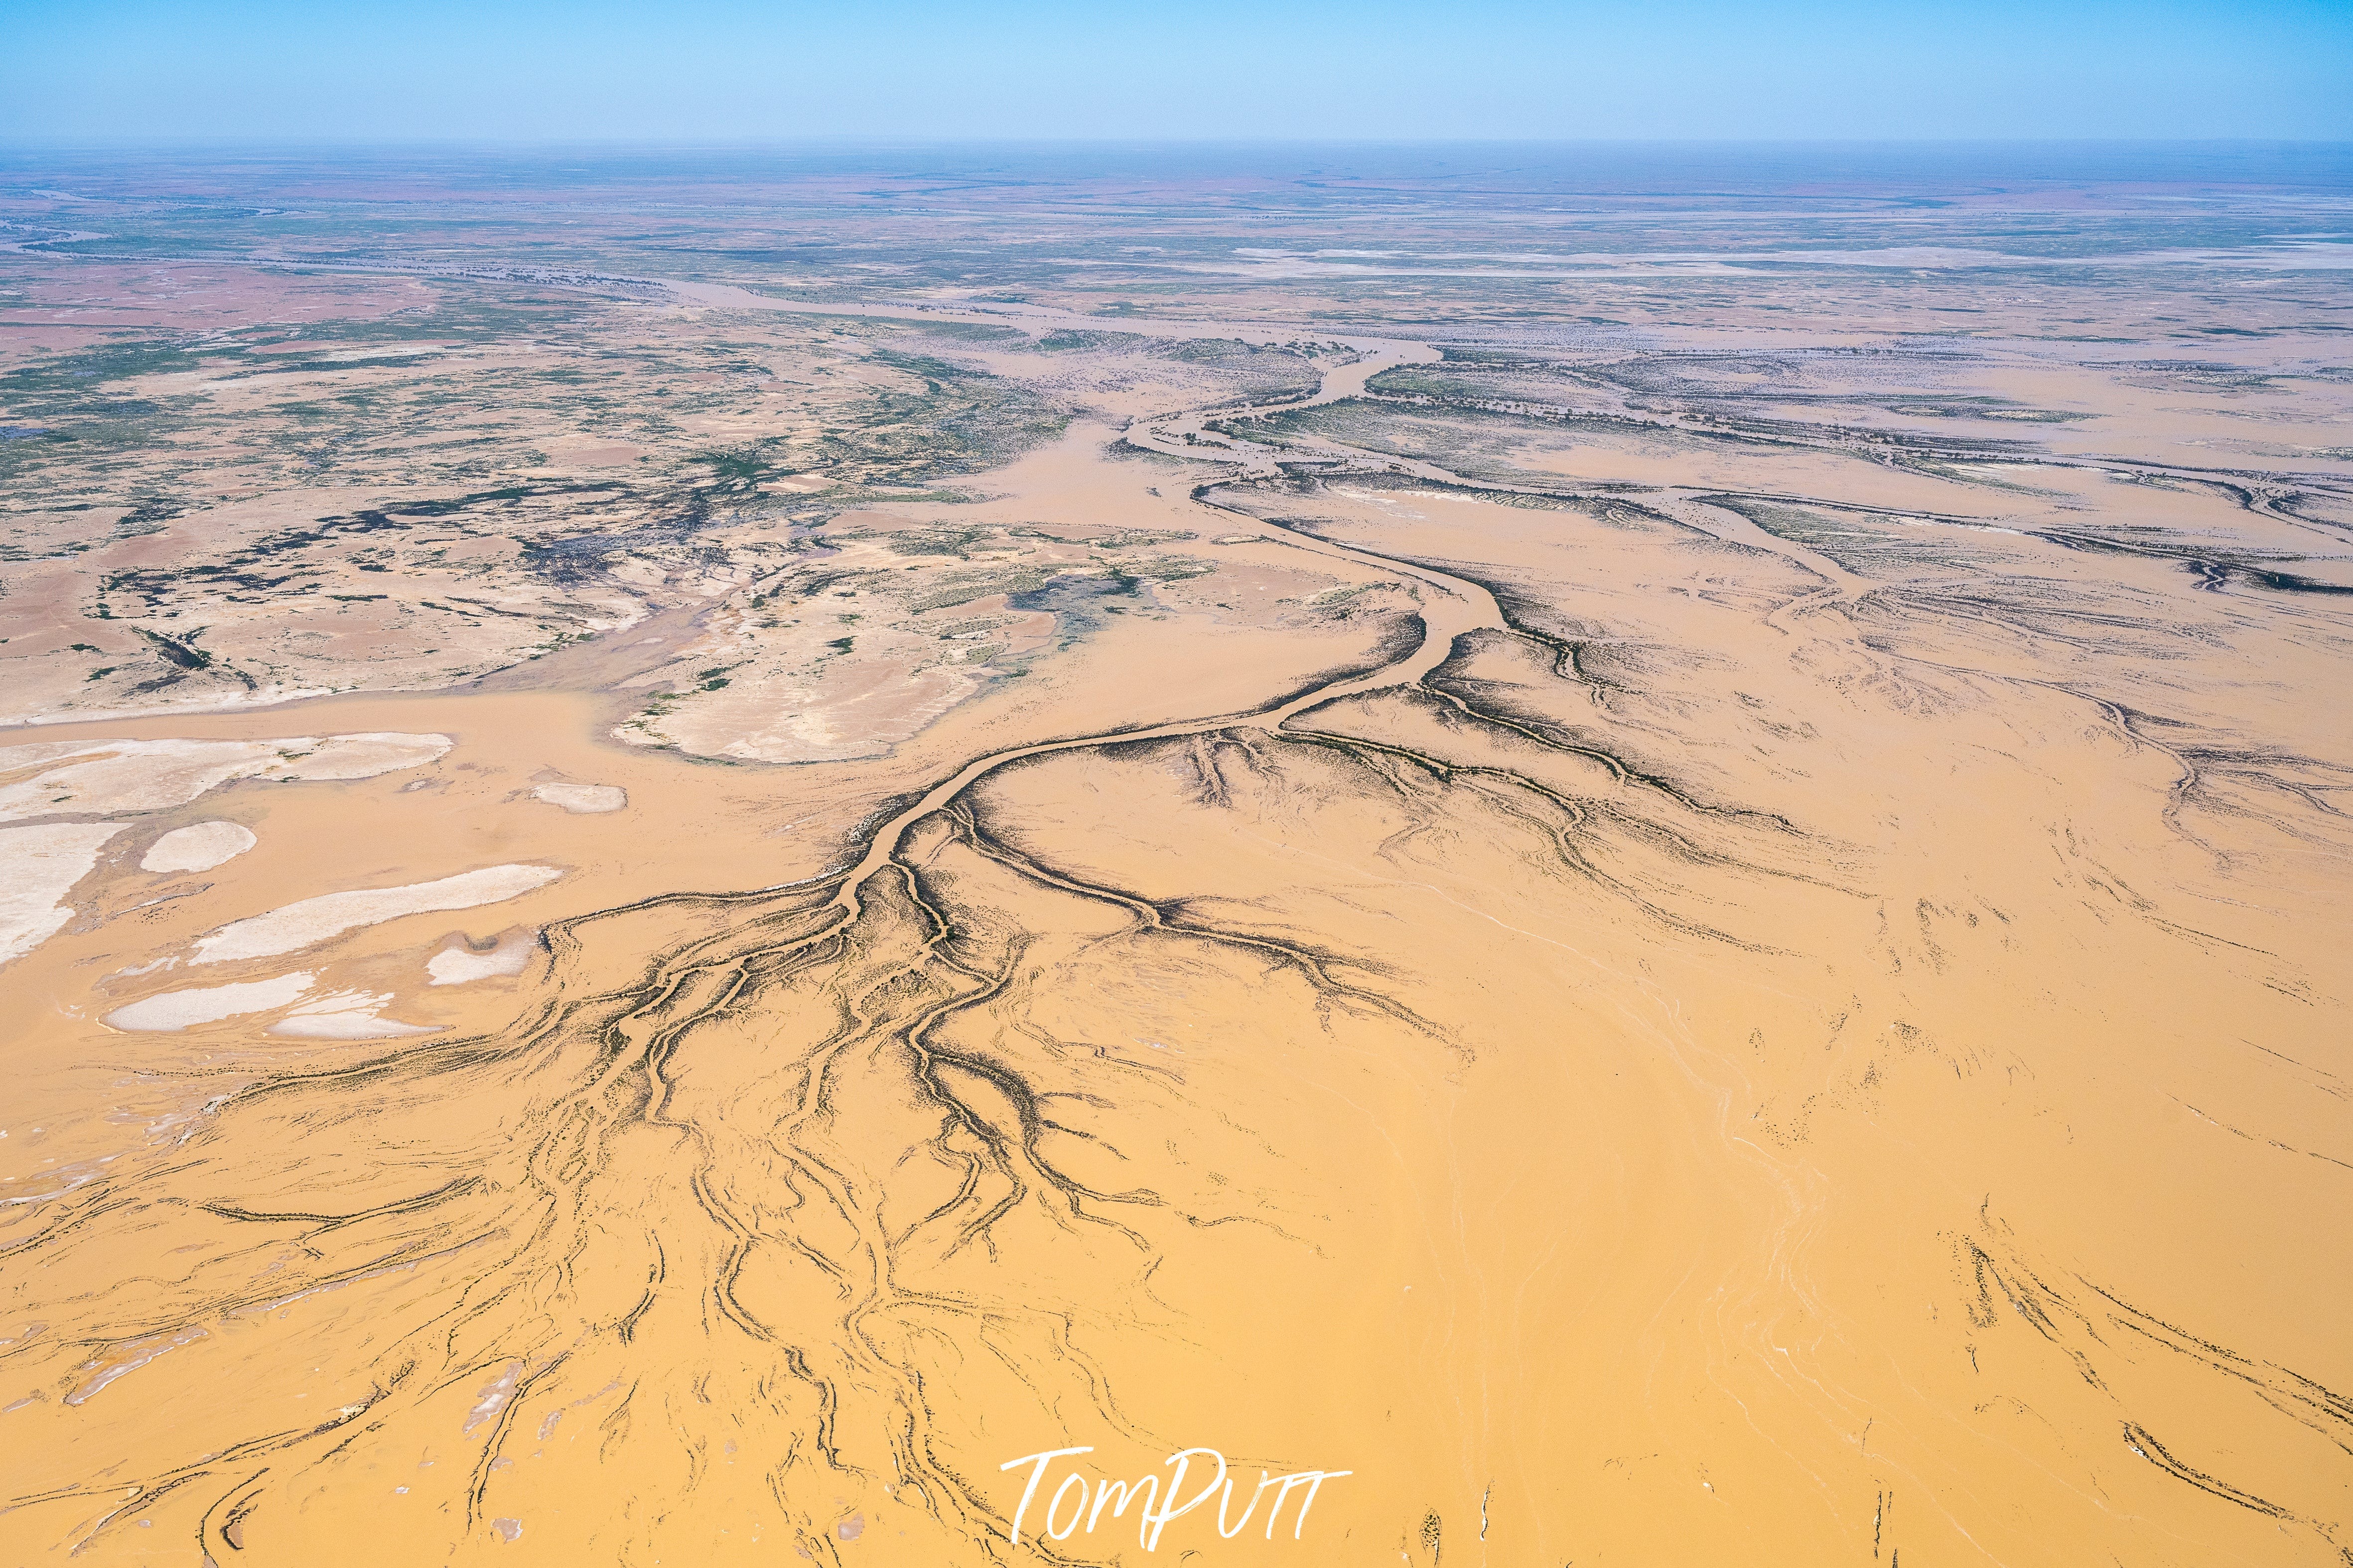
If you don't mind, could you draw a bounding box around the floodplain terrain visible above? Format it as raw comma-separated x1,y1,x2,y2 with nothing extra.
1,144,2350,1567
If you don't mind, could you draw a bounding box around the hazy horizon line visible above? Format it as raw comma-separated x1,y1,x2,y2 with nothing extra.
8,134,2353,151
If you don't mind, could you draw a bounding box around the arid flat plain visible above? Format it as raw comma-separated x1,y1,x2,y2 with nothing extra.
2,145,2350,1566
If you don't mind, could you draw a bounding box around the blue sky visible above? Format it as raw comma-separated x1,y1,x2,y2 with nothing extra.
4,0,2349,143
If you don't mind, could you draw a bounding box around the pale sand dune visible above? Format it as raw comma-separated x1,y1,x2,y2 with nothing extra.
139,819,256,873
102,971,313,1031
0,821,126,964
0,733,449,822
528,782,627,813
189,864,564,963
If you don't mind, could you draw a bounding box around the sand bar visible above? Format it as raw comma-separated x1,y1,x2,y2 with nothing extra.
103,971,314,1032
190,864,564,964
0,821,127,965
140,819,257,873
0,734,450,823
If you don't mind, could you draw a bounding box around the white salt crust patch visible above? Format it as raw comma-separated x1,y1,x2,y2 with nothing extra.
427,931,538,986
530,783,627,814
0,733,451,824
141,820,257,874
104,971,314,1032
268,990,440,1040
0,822,128,965
192,865,565,965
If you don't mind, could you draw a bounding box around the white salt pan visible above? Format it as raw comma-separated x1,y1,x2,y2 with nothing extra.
191,864,564,964
141,820,257,874
531,783,627,814
0,822,128,966
104,971,314,1032
0,733,450,823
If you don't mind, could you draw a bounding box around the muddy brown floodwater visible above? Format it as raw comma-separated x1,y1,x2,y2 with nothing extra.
2,147,2351,1567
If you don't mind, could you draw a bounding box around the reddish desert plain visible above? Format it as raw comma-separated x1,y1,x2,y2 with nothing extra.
0,145,2350,1566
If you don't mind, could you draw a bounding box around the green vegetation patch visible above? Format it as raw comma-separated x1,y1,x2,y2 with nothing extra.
907,562,1065,612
